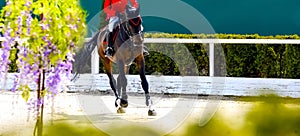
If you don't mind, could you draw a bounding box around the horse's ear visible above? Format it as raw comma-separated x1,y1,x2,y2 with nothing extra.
126,5,130,14
136,6,140,14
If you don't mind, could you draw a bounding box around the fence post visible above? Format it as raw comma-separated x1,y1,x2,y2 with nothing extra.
91,48,99,74
209,43,214,77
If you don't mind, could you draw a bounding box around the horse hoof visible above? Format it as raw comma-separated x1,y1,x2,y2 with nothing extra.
117,107,126,114
148,109,157,116
120,99,128,108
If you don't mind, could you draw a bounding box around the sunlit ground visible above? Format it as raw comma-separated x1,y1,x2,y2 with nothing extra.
181,95,300,136
1,92,300,136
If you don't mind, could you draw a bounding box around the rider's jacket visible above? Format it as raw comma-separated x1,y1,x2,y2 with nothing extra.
104,0,139,19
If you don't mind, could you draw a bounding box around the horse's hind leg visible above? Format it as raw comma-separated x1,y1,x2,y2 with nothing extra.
136,55,157,116
102,59,117,97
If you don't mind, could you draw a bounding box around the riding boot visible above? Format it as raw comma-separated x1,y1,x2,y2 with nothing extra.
105,31,114,57
143,46,149,56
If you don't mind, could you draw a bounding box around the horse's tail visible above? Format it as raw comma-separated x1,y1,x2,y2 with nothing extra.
71,30,101,81
83,30,101,55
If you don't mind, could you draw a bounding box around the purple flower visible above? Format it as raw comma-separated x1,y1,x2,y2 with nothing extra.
52,46,56,50
42,36,47,41
25,1,32,8
0,25,12,78
6,1,12,5
40,23,50,31
26,14,32,35
70,42,75,47
16,13,23,36
27,28,31,35
37,98,44,106
44,48,51,57
11,74,19,92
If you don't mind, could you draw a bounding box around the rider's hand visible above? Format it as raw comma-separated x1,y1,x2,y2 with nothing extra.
106,11,116,20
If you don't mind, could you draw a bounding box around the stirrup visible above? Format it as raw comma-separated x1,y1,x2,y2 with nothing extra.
143,49,149,56
105,47,114,58
143,47,149,56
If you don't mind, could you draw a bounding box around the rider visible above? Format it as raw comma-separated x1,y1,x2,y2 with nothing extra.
103,0,149,57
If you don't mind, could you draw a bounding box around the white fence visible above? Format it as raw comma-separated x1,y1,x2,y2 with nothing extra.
1,38,300,98
83,38,300,98
2,73,300,98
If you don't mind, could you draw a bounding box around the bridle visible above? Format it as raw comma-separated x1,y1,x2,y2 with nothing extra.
121,16,143,41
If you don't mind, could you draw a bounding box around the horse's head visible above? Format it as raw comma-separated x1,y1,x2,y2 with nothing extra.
123,5,144,46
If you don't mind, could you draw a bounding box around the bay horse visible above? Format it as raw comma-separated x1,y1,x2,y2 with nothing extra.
76,6,156,116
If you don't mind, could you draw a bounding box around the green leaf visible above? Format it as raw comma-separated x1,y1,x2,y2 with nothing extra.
41,89,47,97
20,85,31,102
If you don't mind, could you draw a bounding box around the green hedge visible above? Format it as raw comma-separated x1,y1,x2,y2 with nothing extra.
125,33,300,78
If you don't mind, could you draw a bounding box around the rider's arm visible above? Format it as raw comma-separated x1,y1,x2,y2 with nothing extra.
104,0,116,19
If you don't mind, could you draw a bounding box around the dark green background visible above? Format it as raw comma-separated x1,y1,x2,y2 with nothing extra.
1,0,300,35
80,0,300,36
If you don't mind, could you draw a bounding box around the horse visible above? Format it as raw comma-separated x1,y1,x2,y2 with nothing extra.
74,6,156,116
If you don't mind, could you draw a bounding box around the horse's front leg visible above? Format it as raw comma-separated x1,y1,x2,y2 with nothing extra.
101,57,125,113
117,60,129,108
136,55,157,116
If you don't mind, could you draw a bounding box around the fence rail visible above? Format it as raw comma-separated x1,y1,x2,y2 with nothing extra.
144,38,300,44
